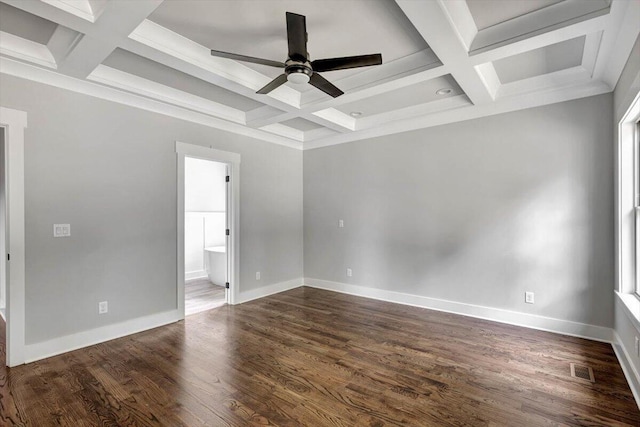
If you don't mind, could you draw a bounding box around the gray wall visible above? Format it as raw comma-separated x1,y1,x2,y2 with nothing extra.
0,75,303,345
305,93,614,328
613,33,640,380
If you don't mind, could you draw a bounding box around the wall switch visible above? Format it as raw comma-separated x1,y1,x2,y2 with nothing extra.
53,224,71,237
98,301,108,314
338,219,344,228
525,292,534,304
256,271,261,280
346,268,352,277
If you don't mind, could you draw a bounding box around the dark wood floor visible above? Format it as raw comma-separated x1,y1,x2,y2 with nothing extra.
1,287,639,426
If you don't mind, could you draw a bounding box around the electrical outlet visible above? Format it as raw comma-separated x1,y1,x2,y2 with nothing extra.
635,336,639,357
346,268,352,277
98,301,108,314
53,224,71,237
525,292,534,304
339,219,344,228
256,271,261,280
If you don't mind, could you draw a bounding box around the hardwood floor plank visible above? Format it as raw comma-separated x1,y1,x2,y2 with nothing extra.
1,287,639,426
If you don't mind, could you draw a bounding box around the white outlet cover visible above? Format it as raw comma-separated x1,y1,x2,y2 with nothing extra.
525,292,534,304
98,301,108,314
339,219,344,228
53,224,71,237
256,271,261,280
346,268,352,277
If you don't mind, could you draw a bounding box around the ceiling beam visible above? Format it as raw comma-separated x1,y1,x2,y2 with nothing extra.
395,0,494,105
246,63,449,129
54,0,164,78
2,0,163,79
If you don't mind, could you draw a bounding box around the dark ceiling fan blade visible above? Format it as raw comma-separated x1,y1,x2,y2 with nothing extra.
286,12,307,61
311,54,382,72
210,49,285,68
309,73,344,98
257,74,288,94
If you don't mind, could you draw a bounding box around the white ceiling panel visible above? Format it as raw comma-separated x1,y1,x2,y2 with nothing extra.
0,2,58,44
148,0,429,81
493,36,585,84
466,0,564,30
336,75,463,117
102,48,265,112
281,117,323,131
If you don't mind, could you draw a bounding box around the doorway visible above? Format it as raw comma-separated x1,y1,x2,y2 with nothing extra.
176,142,240,319
184,157,228,315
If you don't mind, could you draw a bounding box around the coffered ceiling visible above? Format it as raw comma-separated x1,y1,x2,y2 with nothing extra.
0,0,638,150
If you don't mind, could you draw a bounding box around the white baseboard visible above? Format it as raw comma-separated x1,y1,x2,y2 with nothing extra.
304,278,614,343
237,278,303,304
24,309,182,364
185,270,207,281
613,331,640,409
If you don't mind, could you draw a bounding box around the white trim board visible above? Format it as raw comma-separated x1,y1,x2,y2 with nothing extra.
0,106,27,367
236,278,303,305
303,278,614,343
613,331,640,409
175,141,240,318
24,309,181,364
22,277,303,364
185,270,207,281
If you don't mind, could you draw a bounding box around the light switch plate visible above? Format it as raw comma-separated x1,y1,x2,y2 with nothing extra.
53,224,71,237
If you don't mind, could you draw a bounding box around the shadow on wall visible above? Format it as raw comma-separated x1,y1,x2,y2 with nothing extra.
351,169,612,327
305,97,614,328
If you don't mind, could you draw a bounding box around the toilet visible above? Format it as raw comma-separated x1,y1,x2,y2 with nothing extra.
204,246,226,287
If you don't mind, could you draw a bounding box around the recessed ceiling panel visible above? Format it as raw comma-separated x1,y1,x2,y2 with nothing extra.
493,36,585,84
102,49,265,112
466,0,564,30
0,2,58,44
149,0,430,81
281,118,322,132
335,75,463,117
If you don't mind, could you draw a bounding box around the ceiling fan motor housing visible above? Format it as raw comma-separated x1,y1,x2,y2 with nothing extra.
285,60,312,84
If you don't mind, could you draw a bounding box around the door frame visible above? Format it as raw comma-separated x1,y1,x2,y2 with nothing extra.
176,142,240,317
0,106,27,367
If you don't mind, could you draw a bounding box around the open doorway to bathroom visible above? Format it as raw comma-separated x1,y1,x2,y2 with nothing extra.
184,156,228,316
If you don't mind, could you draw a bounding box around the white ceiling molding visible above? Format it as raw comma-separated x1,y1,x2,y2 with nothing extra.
0,30,56,69
0,56,302,149
469,0,611,54
53,0,163,79
88,65,246,124
0,0,638,150
396,0,494,105
40,0,101,23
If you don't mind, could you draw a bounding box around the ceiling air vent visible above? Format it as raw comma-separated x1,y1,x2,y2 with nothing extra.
570,363,595,383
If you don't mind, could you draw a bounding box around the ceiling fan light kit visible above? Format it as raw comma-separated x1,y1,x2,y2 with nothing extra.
210,12,382,98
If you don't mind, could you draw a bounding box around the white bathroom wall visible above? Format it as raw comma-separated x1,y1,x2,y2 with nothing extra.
184,157,226,279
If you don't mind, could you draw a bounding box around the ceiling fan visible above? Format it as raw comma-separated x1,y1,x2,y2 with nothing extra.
210,12,383,98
